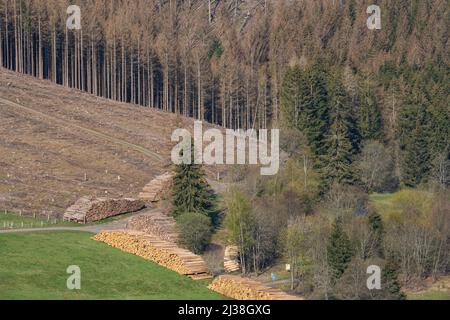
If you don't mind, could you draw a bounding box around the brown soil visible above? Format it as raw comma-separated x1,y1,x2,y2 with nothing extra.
0,68,197,217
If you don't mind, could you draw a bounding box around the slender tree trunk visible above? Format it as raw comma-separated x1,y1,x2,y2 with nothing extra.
121,37,125,102
184,63,188,116
113,36,116,101
52,27,56,83
147,46,153,107
64,28,68,86
80,30,84,91
14,0,18,72
197,59,201,120
137,40,141,105
5,3,10,69
131,52,134,103
92,38,97,95
38,15,43,79
0,13,3,68
221,77,226,127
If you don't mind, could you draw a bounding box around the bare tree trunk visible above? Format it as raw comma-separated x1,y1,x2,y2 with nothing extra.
14,0,18,72
80,30,84,91
64,28,68,86
147,46,154,107
184,63,188,116
197,58,201,120
75,32,79,88
246,78,250,129
5,2,10,69
0,13,3,68
137,40,141,105
113,36,116,100
221,77,226,127
121,37,125,102
52,27,56,83
87,40,91,94
38,15,43,79
173,66,177,113
131,51,134,103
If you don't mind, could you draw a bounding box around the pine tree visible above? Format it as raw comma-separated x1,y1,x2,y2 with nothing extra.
172,143,212,217
327,218,354,283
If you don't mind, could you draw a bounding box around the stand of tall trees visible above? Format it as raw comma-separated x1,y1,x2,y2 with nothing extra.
0,0,448,132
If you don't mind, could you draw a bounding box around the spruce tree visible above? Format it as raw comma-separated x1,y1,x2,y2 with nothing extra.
304,62,331,158
323,70,359,185
280,66,304,129
367,211,384,259
172,143,212,217
357,83,382,141
382,258,406,300
327,218,354,283
402,119,430,187
280,62,330,159
427,86,450,159
397,85,431,186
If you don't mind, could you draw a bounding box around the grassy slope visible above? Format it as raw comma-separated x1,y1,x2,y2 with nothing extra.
0,231,223,300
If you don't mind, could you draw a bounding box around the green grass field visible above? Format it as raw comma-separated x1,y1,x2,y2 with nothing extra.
0,231,223,300
408,290,450,300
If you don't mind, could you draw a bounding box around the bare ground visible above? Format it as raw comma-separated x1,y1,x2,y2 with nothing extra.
0,68,198,217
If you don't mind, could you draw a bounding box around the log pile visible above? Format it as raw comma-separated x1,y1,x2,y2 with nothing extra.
224,246,241,273
93,230,211,280
64,197,145,223
127,211,179,242
139,172,174,203
208,275,303,300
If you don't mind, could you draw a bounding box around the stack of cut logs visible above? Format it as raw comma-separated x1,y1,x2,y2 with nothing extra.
93,230,211,280
139,172,174,203
224,246,241,273
64,197,145,223
208,275,303,300
127,211,178,242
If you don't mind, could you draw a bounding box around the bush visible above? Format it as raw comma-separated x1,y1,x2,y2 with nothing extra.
176,212,212,254
355,141,399,193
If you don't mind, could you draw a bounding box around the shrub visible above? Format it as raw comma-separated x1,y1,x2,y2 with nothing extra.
176,212,212,254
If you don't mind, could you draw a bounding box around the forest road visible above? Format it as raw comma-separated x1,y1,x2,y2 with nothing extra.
0,96,164,162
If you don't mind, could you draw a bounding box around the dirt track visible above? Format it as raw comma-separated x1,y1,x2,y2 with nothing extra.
0,208,160,234
0,68,197,217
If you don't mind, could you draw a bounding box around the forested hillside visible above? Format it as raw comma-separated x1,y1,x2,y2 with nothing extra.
0,1,447,124
1,0,449,300
1,0,448,188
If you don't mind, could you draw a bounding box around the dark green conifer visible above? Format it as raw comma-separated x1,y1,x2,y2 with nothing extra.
327,218,354,283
